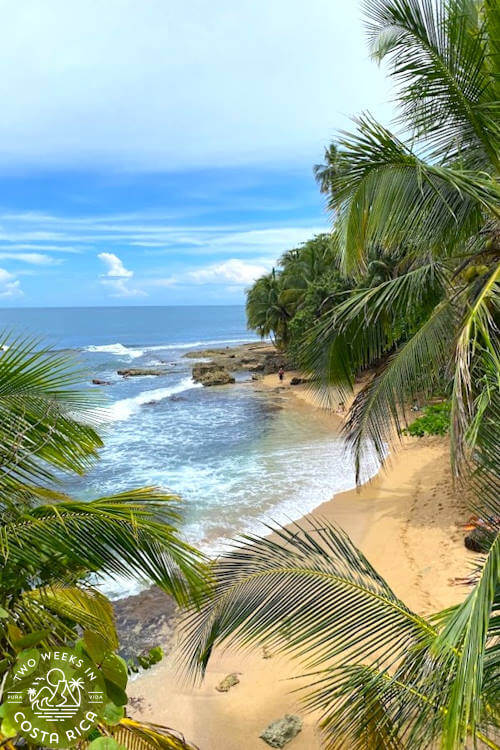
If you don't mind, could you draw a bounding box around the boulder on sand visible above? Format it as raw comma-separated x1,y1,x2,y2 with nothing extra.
215,673,240,692
192,361,235,386
290,376,310,386
464,526,491,552
260,715,303,748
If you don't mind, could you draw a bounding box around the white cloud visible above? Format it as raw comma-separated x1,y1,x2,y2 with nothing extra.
189,258,269,285
0,268,22,297
0,1,390,171
0,252,58,265
97,251,145,297
98,252,133,278
100,278,146,298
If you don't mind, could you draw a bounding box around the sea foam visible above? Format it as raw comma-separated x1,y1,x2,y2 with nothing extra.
84,337,256,357
85,342,144,359
106,376,201,422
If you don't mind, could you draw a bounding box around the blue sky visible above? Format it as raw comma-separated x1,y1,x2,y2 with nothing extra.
0,0,391,306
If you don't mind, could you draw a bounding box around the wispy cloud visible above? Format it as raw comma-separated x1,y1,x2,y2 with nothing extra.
0,252,59,265
188,258,269,285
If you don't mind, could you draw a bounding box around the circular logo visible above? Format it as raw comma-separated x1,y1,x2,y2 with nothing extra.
4,648,107,748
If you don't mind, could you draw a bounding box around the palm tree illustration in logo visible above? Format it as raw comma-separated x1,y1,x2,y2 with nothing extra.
30,669,83,720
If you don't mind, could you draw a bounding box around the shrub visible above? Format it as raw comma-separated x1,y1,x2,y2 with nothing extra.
405,402,450,437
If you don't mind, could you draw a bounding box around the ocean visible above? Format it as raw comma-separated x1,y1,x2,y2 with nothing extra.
0,305,379,597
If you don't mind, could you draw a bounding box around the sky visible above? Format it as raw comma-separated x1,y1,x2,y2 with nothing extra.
0,0,391,306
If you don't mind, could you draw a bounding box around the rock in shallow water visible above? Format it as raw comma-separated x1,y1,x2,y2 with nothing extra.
260,715,303,748
192,361,235,386
117,368,167,377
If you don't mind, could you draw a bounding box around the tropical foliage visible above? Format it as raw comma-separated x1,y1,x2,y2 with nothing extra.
404,402,451,437
0,335,204,750
180,518,500,749
214,0,500,746
246,233,352,355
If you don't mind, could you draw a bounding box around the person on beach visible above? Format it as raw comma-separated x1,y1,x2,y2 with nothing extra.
278,367,284,382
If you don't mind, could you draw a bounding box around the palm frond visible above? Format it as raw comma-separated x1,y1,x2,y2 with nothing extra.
112,718,198,750
344,300,455,479
1,489,209,606
18,585,118,649
431,534,500,749
179,518,435,680
330,115,498,273
452,264,500,472
0,333,103,498
301,260,448,390
363,0,499,169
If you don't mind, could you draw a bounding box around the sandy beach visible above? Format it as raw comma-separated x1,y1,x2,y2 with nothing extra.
127,370,473,750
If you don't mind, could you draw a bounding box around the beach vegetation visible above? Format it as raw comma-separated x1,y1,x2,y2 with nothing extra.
211,0,500,746
181,517,500,749
404,402,451,437
0,335,204,750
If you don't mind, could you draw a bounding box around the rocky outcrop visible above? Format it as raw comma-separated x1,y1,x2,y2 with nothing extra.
92,378,112,385
262,351,287,375
117,368,166,377
185,342,289,375
260,715,303,748
113,586,176,661
215,673,240,692
192,362,235,386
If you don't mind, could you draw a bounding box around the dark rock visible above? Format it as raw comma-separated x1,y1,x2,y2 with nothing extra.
192,361,235,386
464,526,491,553
117,368,166,377
260,715,303,748
92,378,112,385
262,352,288,375
247,362,265,372
113,586,177,661
290,377,311,386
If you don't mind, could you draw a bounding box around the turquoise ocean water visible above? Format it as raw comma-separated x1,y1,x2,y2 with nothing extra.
0,306,378,597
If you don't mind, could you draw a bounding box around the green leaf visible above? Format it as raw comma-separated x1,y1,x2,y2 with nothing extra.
104,679,128,707
0,606,9,618
1,715,18,739
88,737,126,750
102,702,125,726
84,630,110,664
101,653,128,689
11,628,50,649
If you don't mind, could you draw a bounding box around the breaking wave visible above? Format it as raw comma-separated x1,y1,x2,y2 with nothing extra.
106,376,201,422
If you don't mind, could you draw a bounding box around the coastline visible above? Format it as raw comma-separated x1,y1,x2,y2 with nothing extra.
126,352,473,749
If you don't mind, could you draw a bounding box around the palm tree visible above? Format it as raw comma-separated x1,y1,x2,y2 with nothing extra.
303,0,499,488
0,334,204,750
313,144,341,195
180,518,499,749
182,1,499,747
245,269,292,347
